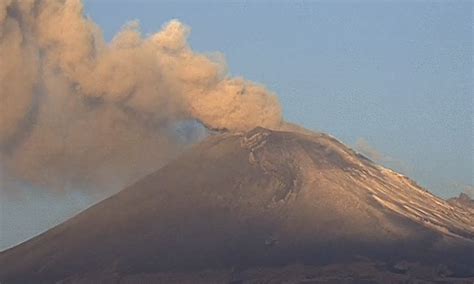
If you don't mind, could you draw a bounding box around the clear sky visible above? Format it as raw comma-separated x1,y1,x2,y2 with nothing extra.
1,1,472,251
83,0,472,197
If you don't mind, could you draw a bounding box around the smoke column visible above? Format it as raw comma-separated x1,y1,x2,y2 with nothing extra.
0,0,282,193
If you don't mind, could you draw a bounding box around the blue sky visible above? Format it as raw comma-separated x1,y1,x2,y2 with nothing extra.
1,1,472,250
83,0,472,197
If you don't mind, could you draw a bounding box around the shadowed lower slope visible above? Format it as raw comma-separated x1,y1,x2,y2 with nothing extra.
1,127,473,283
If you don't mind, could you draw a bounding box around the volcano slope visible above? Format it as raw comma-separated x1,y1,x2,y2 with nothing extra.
1,127,473,283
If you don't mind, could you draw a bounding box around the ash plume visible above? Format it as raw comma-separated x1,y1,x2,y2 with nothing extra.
0,0,282,193
354,138,410,175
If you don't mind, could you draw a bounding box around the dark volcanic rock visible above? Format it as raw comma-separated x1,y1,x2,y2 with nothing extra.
1,127,473,283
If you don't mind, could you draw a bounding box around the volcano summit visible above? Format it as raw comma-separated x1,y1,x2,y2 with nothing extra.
1,127,473,283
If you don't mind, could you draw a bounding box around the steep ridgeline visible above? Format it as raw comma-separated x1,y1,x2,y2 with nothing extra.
1,127,473,283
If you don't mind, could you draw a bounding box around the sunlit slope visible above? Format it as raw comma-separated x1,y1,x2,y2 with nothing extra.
1,127,473,283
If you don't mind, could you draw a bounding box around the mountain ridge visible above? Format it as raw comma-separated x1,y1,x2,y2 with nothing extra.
1,127,473,283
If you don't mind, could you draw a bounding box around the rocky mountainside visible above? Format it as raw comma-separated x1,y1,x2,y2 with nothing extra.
448,193,474,212
1,127,473,283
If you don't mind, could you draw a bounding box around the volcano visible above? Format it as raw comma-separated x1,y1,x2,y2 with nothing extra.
1,127,473,283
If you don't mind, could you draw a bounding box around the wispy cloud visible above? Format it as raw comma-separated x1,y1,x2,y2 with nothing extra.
449,184,474,198
354,138,410,175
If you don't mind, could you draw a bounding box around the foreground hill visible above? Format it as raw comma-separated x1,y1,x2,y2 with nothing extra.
1,127,473,283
